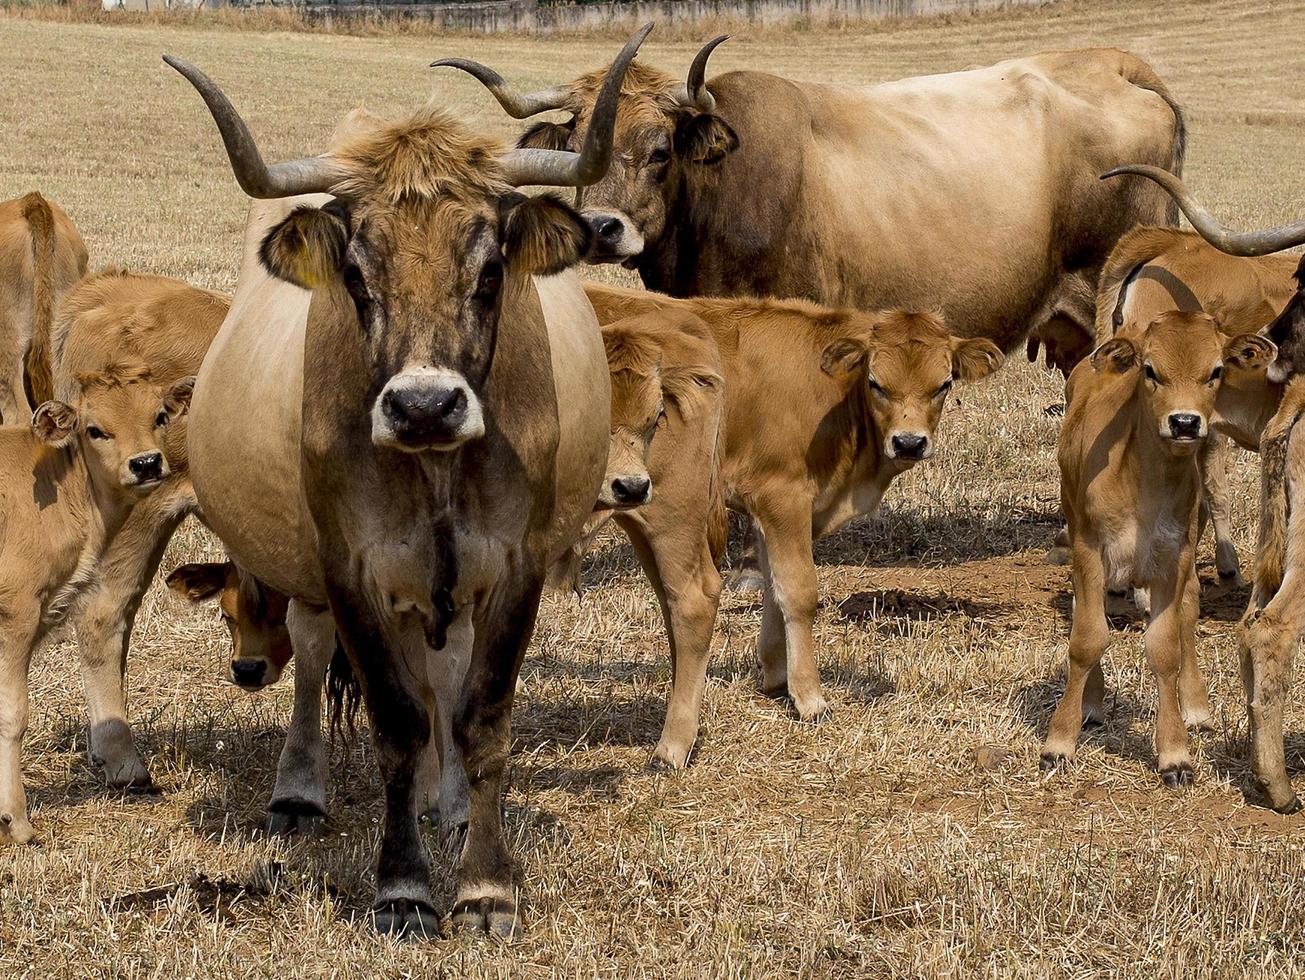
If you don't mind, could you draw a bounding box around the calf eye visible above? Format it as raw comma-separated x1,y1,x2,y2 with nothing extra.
866,378,885,396
1143,364,1158,384
155,411,169,428
86,425,108,440
934,378,954,399
1208,365,1223,384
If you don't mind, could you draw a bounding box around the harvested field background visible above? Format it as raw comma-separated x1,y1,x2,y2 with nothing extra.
1,0,1303,976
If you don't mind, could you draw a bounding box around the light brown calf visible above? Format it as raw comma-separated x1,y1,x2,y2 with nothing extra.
0,368,193,843
1044,311,1274,787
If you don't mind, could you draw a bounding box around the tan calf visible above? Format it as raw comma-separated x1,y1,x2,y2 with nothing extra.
0,368,192,843
1044,311,1274,787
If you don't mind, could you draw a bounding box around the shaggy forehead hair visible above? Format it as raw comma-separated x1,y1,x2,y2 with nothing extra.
872,312,951,350
74,362,153,391
327,104,509,207
604,325,663,376
568,61,681,126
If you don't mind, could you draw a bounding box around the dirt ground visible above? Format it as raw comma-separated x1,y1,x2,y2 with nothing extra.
1,0,1303,976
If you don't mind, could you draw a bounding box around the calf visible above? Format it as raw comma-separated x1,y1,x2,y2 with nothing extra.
1043,311,1274,787
0,367,192,843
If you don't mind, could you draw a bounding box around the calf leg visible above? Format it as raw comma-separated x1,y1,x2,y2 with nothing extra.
1145,569,1194,787
1241,569,1305,814
0,608,39,844
755,537,789,700
266,601,333,837
1042,540,1109,767
1178,567,1213,730
726,521,765,592
1201,434,1244,584
76,496,186,789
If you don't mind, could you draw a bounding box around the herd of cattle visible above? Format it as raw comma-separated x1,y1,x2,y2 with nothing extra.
1,25,1303,938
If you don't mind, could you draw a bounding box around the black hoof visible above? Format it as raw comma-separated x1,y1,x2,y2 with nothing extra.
372,899,441,939
1275,795,1304,816
451,896,521,939
760,683,789,702
1161,764,1194,789
265,799,327,837
1039,753,1068,772
1081,717,1104,730
647,755,679,774
115,775,160,796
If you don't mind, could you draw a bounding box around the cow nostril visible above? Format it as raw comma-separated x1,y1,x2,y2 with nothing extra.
596,217,623,243
1169,413,1202,435
230,660,267,686
611,475,651,503
434,387,466,419
128,453,163,479
891,434,928,458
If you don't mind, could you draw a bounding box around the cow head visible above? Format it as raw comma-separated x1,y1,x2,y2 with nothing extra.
167,561,293,690
1090,310,1276,455
821,311,1003,467
598,311,722,509
436,36,737,264
1263,256,1305,383
166,28,649,451
33,367,194,496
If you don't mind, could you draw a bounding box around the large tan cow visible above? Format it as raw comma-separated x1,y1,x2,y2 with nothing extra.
168,30,644,937
0,192,87,424
0,366,193,844
438,43,1185,373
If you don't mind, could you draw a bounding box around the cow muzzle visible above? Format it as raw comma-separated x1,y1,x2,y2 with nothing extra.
583,211,645,264
372,367,485,452
886,432,932,464
599,473,653,509
125,451,169,491
1163,411,1206,450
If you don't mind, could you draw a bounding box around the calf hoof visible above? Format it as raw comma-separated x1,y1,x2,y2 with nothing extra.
1039,752,1070,773
372,899,441,939
1045,546,1070,567
791,691,831,723
1272,794,1303,816
265,799,327,838
452,896,521,939
102,758,154,793
0,811,35,845
1161,764,1195,789
1255,782,1304,815
649,741,692,771
725,566,765,593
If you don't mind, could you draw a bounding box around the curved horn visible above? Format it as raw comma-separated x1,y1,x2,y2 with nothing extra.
163,55,344,199
1102,165,1305,257
672,35,729,112
497,23,653,187
430,58,572,119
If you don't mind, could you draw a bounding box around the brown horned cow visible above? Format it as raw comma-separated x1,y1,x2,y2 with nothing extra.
1044,310,1275,788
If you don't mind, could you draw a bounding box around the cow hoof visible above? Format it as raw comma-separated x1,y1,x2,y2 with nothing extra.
452,896,521,939
102,759,154,793
649,742,692,771
1081,716,1104,730
725,567,765,593
1045,546,1070,567
1161,764,1194,789
1039,752,1069,773
1272,794,1303,816
792,692,831,723
0,812,36,846
372,899,441,939
265,799,327,837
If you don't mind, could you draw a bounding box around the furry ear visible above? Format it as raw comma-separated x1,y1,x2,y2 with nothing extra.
1091,337,1138,374
165,562,230,603
820,337,868,376
163,377,196,418
499,193,593,275
1224,333,1277,369
32,400,77,447
661,364,723,421
674,113,740,165
517,119,575,152
258,204,349,290
951,337,1004,382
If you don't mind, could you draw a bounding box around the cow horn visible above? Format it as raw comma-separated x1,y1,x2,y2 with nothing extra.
1102,165,1305,257
430,60,572,119
673,35,728,112
497,23,653,187
164,55,345,199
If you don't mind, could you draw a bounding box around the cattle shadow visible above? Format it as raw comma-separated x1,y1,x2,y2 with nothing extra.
836,588,1020,635
1012,674,1162,771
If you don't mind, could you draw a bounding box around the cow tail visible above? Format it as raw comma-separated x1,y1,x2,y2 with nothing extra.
325,635,362,745
1119,59,1187,223
20,192,57,407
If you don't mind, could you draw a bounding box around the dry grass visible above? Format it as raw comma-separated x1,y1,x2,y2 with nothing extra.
1,1,1304,976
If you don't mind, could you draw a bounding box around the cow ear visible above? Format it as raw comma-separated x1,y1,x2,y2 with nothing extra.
499,193,594,275
952,337,1004,382
1224,333,1277,369
258,204,349,290
517,119,575,152
165,562,228,602
163,377,196,418
675,113,740,165
661,364,723,420
32,400,77,447
1091,337,1138,373
821,337,868,376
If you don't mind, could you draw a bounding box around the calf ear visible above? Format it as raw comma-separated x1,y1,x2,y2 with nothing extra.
165,563,228,603
258,204,349,290
675,113,740,165
32,401,77,447
163,377,196,418
517,119,575,152
820,337,868,376
952,337,1004,381
500,193,594,275
1224,333,1277,369
1090,337,1138,374
661,364,723,420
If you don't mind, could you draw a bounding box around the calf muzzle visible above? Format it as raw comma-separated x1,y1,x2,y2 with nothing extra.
230,658,269,690
888,432,930,462
1166,412,1204,441
127,452,165,487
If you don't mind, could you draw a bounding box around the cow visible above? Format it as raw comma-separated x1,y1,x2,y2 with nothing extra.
437,43,1185,376
23,270,229,790
167,28,645,937
0,192,87,424
0,365,193,844
1043,310,1275,788
1105,165,1305,811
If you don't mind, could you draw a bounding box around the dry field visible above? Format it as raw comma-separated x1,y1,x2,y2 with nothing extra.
1,0,1304,976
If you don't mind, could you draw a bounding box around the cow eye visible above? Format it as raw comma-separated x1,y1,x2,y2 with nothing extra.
86,425,108,440
1144,363,1158,384
934,378,954,399
475,261,504,304
342,262,370,317
155,411,169,428
1208,365,1223,384
647,147,672,167
866,378,885,396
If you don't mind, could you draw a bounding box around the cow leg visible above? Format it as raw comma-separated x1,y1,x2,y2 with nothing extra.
1042,540,1109,767
1241,570,1305,814
0,608,39,844
753,503,828,722
415,604,473,830
1177,566,1213,730
1200,434,1244,584
617,513,722,770
1145,567,1194,787
76,495,186,790
451,586,540,939
725,521,765,593
266,601,333,837
754,537,789,699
